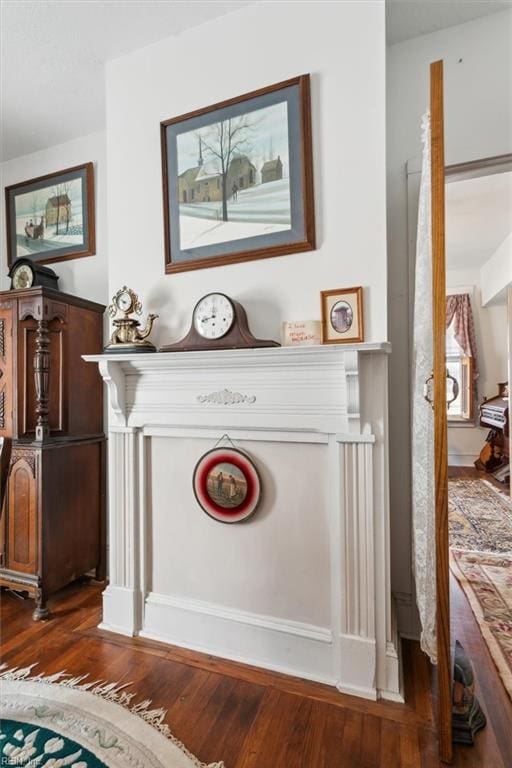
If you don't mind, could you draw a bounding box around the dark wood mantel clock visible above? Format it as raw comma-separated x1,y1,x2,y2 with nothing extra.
0,283,106,619
160,293,280,352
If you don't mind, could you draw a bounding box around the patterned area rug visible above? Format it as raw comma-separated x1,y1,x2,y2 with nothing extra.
449,478,512,553
449,478,512,700
0,665,224,768
450,550,512,700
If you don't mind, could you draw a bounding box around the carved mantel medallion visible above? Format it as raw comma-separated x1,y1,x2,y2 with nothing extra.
197,389,257,405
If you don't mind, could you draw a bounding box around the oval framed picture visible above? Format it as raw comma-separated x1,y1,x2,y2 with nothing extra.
320,286,364,344
330,300,353,333
193,447,261,523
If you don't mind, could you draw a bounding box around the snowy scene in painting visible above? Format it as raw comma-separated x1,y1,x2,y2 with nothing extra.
177,101,291,249
13,177,84,258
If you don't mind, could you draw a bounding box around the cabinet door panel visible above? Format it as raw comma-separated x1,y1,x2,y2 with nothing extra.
18,319,66,437
0,302,14,438
7,453,37,574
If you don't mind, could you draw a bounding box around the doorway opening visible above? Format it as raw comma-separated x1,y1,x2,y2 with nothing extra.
446,155,512,702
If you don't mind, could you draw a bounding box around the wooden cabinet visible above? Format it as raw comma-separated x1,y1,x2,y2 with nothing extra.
0,287,105,619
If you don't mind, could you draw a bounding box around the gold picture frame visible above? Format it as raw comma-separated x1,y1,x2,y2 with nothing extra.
320,287,364,344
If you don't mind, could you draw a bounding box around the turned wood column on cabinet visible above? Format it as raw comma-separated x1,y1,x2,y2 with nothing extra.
0,287,106,620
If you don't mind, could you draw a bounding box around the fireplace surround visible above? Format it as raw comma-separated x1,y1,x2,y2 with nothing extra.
86,343,402,701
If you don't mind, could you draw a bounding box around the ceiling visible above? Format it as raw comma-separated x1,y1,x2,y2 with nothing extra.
446,170,512,272
386,0,512,46
0,0,250,162
2,1,511,162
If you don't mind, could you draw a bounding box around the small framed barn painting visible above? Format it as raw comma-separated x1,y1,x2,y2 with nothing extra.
161,75,315,274
321,287,364,344
5,163,95,266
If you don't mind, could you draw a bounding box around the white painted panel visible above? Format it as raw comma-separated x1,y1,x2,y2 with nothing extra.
481,233,512,306
149,437,331,628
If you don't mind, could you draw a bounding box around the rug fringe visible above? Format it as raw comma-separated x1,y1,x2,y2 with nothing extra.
0,663,225,768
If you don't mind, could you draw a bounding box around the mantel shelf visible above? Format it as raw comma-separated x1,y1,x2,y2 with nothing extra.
84,341,391,433
84,341,391,367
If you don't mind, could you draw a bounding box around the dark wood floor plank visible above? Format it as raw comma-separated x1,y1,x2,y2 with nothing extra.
399,724,422,768
232,688,283,768
297,699,329,768
278,696,314,766
197,678,265,767
380,719,401,768
360,713,382,768
340,710,363,768
317,703,347,768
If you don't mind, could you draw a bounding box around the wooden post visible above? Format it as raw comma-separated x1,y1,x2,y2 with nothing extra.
34,318,51,441
430,59,452,763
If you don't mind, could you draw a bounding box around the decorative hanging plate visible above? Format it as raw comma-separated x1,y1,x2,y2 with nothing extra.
193,447,261,523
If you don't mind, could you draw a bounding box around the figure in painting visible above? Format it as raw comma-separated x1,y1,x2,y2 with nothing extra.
24,216,44,242
217,471,224,495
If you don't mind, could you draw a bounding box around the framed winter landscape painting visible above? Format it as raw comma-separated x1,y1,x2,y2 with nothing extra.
5,163,95,266
161,75,315,273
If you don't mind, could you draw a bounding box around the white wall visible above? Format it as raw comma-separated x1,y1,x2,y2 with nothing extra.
387,9,512,635
0,131,108,305
105,0,387,348
446,270,508,465
481,232,512,306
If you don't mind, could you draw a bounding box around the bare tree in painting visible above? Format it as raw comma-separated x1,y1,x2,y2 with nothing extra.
197,116,255,222
60,180,73,233
51,183,64,235
31,191,43,222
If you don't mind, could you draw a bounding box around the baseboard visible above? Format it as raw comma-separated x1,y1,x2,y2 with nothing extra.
381,640,404,702
142,591,335,685
394,591,421,640
381,600,405,703
141,591,398,699
101,585,139,637
337,633,377,700
448,454,478,467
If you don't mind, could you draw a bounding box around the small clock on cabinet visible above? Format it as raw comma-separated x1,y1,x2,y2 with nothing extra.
8,259,59,291
160,292,280,352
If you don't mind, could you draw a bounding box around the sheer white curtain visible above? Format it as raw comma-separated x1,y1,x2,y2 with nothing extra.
412,112,437,663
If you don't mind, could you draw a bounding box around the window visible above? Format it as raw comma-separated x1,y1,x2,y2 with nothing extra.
446,321,474,420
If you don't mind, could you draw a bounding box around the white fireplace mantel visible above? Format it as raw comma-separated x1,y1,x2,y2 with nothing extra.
85,343,402,702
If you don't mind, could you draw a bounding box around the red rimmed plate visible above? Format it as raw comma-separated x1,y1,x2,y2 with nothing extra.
193,447,261,523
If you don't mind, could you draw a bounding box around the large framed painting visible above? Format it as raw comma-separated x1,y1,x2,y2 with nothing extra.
5,163,95,266
161,75,315,274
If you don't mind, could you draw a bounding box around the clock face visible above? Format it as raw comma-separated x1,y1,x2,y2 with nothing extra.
193,293,235,340
12,263,34,290
116,290,133,313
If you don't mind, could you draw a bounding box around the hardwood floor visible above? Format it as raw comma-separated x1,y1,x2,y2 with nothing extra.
448,464,509,492
1,577,511,767
447,465,512,766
